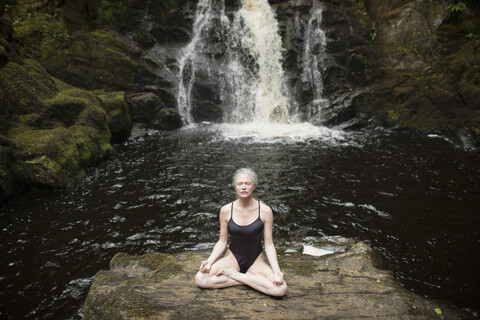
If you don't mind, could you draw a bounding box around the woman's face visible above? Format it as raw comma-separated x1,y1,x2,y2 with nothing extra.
234,173,256,199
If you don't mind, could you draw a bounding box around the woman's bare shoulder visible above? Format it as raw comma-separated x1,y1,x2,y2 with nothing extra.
219,202,232,218
259,201,273,217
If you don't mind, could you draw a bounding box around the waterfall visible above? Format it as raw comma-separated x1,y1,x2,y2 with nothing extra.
234,0,290,123
301,0,329,120
176,0,227,125
176,0,290,125
176,0,348,142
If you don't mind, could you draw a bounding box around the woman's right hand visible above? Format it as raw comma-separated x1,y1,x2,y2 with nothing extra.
200,260,211,273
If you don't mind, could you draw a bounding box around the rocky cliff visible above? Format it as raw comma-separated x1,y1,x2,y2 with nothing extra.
0,0,183,202
82,240,473,319
354,0,480,146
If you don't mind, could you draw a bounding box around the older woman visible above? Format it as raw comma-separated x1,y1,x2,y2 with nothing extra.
195,168,287,297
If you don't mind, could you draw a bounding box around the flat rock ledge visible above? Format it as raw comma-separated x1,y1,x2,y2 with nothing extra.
82,241,472,319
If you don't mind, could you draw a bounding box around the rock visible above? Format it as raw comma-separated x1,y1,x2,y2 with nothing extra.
0,59,117,194
127,92,182,130
128,92,164,123
154,108,182,131
13,11,163,93
133,28,156,49
97,91,132,143
82,240,472,320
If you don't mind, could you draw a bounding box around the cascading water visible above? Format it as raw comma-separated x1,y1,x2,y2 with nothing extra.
233,0,290,122
301,0,329,120
177,0,346,141
177,0,290,124
176,0,228,124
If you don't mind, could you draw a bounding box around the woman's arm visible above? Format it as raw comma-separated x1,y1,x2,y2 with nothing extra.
200,204,230,272
262,205,284,285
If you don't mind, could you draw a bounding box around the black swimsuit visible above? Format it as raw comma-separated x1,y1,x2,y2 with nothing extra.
228,200,264,273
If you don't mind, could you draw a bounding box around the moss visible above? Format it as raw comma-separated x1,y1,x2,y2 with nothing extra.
110,252,183,280
0,45,7,63
13,11,72,59
69,125,111,165
37,29,144,91
83,252,187,320
92,0,127,26
8,123,80,186
352,91,379,114
388,110,400,120
9,123,76,165
25,155,61,172
96,91,132,143
279,255,316,277
83,270,158,320
0,60,57,123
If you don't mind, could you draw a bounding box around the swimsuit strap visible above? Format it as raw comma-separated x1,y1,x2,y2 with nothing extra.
231,200,261,222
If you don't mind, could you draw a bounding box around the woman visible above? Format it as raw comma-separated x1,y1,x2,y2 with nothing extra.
195,168,287,297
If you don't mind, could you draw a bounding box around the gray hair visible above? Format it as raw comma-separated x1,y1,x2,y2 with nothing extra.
232,167,258,187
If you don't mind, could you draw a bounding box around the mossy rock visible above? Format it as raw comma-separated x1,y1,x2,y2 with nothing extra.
82,246,473,320
91,0,127,27
34,28,160,92
0,59,57,126
0,145,20,202
13,10,72,59
0,57,115,190
82,270,159,320
97,91,132,143
110,252,183,277
12,10,157,92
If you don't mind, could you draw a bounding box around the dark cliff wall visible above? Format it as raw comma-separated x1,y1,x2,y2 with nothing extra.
356,0,480,144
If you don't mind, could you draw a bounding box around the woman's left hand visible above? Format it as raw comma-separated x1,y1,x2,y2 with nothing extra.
273,270,284,285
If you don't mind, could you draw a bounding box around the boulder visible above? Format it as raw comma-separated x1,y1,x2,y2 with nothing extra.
82,240,472,319
97,91,132,143
128,92,182,130
0,59,121,195
128,92,165,123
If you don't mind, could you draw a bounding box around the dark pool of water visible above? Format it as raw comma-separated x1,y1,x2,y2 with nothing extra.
1,126,479,319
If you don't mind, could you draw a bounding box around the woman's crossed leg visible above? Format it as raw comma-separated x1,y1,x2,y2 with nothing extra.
195,251,287,297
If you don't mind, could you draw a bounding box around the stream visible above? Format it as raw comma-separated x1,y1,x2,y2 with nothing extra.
1,124,479,319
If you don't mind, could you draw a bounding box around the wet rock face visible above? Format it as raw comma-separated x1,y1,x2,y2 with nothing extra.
127,92,182,130
48,0,478,137
82,241,472,320
356,0,480,138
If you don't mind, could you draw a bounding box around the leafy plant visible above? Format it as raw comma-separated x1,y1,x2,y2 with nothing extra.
447,1,467,13
4,0,17,13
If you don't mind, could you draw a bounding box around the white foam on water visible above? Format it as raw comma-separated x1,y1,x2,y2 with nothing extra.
182,122,359,146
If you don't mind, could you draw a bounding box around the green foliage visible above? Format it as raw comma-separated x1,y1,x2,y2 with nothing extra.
4,0,17,13
447,1,467,13
388,110,400,120
13,12,72,59
93,0,127,25
348,0,366,12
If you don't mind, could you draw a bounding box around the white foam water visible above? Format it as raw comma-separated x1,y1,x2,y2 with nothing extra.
236,0,290,122
177,0,353,146
183,122,357,145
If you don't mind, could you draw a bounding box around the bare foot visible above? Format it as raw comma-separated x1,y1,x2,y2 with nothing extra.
220,267,238,280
